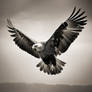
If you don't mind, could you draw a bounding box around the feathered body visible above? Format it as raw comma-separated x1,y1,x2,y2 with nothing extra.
7,7,87,75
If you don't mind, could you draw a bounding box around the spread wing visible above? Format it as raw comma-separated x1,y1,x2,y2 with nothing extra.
7,19,40,58
45,7,87,55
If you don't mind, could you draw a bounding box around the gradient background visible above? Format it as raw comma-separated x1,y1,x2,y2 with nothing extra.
0,0,92,85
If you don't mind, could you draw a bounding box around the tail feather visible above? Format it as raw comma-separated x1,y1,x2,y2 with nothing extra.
36,58,66,75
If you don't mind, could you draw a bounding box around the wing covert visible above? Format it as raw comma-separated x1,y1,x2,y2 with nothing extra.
45,7,87,55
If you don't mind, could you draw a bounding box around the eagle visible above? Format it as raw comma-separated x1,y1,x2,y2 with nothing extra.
7,7,87,75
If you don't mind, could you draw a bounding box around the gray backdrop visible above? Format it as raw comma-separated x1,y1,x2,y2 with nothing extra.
0,0,92,85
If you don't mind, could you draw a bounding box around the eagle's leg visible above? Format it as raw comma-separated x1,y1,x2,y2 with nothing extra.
42,55,56,65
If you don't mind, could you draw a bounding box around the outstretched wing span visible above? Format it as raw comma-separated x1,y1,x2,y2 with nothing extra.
45,7,87,55
7,19,40,58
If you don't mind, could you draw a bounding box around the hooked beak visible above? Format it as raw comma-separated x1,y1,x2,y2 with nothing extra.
32,45,35,50
32,45,37,51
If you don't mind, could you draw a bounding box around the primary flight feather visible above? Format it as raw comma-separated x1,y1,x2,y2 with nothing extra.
7,7,87,75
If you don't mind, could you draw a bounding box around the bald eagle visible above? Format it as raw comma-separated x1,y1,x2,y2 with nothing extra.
7,7,87,75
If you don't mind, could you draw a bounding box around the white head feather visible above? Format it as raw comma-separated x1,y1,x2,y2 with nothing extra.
32,43,43,52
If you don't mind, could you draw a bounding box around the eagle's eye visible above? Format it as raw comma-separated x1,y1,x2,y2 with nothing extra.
32,44,37,50
34,45,38,47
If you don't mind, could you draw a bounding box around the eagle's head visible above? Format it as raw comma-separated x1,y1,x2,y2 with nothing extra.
32,43,43,52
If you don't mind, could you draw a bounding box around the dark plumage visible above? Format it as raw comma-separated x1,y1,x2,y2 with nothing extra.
7,7,87,75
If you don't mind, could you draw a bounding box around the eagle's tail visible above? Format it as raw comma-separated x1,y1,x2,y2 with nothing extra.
36,58,66,75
